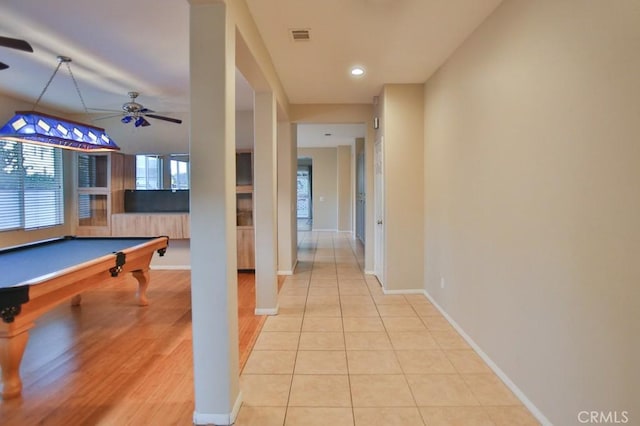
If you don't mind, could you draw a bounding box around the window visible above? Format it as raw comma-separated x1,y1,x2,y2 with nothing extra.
0,141,64,231
76,154,108,227
297,166,311,219
170,158,189,189
136,155,162,189
78,154,107,188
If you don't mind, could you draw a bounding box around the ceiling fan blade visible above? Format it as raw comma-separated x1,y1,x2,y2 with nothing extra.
0,36,34,52
0,62,8,70
88,107,122,113
140,108,154,113
145,114,182,124
92,113,124,122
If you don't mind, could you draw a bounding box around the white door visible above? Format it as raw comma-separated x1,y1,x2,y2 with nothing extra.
374,136,385,286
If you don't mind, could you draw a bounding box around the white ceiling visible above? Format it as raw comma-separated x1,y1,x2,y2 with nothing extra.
0,0,502,153
245,0,503,104
297,124,366,148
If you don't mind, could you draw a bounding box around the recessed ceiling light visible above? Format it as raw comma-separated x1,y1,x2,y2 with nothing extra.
350,66,365,77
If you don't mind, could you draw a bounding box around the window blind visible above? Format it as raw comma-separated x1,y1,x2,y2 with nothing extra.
0,141,64,231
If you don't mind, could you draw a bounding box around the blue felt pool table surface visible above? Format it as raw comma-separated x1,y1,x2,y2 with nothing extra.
0,237,160,289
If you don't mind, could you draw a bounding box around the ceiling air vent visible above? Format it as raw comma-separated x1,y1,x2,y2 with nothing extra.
290,29,311,41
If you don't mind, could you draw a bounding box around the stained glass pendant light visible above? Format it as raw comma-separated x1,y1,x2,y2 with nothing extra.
0,56,120,152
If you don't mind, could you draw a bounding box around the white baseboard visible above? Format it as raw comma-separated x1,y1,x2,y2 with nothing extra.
364,270,376,275
150,265,191,270
278,259,298,275
193,390,243,425
423,290,552,426
382,288,425,295
255,306,279,315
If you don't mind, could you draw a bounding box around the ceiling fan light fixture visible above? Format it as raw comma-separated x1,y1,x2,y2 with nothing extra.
94,91,182,127
134,116,150,127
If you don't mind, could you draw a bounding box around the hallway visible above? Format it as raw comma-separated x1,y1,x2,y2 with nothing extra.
235,232,539,425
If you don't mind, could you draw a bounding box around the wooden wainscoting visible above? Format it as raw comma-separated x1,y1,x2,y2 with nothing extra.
111,213,190,239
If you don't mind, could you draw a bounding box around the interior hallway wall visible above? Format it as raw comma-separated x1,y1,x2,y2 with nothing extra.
423,1,639,424
297,147,338,231
379,84,425,291
337,145,352,232
277,121,297,273
236,110,254,149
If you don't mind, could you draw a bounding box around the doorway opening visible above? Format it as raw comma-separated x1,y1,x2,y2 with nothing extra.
297,158,312,231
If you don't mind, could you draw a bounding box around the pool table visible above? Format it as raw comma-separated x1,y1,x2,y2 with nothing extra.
0,235,169,399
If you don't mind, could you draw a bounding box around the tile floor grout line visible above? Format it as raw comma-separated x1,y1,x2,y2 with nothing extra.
281,230,314,425
333,234,357,426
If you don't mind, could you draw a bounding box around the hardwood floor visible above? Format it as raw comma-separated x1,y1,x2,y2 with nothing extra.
0,269,272,425
238,271,266,371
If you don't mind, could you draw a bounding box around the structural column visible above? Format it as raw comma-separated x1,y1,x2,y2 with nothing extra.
253,91,279,314
189,2,240,425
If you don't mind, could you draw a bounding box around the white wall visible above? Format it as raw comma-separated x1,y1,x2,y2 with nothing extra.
423,1,639,424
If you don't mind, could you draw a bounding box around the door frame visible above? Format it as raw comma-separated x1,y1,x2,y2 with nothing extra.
373,135,385,286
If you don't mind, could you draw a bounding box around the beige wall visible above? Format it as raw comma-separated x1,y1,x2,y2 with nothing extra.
380,84,425,291
235,110,254,150
337,145,352,232
277,121,297,272
423,1,639,424
290,103,372,124
229,0,290,117
298,147,338,230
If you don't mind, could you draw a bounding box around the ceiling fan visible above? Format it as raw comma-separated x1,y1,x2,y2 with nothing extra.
0,36,34,70
93,92,182,127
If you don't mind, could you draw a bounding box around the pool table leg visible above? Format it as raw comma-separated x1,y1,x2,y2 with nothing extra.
0,326,31,399
132,269,150,306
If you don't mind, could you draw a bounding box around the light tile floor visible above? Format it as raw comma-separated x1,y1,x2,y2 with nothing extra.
235,232,540,426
